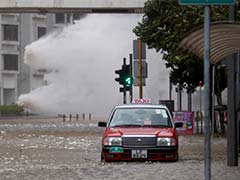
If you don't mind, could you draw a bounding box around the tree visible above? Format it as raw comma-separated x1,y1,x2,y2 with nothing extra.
133,0,228,113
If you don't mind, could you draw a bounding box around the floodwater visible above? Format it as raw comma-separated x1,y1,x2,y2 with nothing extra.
0,116,239,180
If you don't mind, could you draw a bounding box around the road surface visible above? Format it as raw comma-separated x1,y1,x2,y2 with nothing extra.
0,116,239,180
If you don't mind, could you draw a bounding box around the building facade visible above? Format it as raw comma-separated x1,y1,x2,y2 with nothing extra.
0,13,82,105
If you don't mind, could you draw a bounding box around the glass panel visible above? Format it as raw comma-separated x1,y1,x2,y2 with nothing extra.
3,24,18,41
37,27,46,39
3,54,18,70
55,13,65,24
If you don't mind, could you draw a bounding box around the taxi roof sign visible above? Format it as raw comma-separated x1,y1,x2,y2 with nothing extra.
132,98,151,104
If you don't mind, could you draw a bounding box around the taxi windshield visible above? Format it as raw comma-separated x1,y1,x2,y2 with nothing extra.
109,108,172,128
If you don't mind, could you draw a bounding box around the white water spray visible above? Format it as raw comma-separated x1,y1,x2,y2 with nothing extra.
18,14,172,116
18,14,141,116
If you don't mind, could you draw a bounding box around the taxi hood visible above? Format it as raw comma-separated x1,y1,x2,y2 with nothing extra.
105,127,175,137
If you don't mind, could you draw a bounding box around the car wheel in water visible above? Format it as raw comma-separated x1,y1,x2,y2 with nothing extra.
101,153,105,162
174,152,179,162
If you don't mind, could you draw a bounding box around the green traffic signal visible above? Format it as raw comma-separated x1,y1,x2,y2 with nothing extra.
122,64,132,87
124,75,133,87
115,63,132,88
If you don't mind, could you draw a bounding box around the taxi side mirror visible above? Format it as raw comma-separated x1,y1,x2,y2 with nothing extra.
98,121,107,127
174,122,183,128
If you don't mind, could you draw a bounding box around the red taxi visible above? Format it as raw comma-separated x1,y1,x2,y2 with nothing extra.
98,100,183,162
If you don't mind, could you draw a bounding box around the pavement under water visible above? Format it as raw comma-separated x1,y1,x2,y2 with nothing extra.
0,116,239,180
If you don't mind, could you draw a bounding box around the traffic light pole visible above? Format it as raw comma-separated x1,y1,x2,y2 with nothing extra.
123,58,127,104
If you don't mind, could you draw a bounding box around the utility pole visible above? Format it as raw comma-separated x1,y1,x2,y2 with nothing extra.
137,38,143,98
227,4,238,166
203,6,211,180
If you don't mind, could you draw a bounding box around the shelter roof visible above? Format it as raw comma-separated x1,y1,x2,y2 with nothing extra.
179,21,240,64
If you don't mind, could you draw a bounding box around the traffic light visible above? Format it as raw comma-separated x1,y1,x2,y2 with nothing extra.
115,65,133,87
115,58,133,94
115,55,133,104
115,69,124,85
122,64,133,87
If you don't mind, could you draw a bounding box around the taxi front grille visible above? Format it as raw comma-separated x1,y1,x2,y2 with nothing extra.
122,136,157,147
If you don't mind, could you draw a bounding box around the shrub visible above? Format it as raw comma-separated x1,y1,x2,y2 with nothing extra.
0,104,24,116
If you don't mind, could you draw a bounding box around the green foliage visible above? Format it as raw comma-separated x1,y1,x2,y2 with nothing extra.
133,0,229,92
0,104,24,116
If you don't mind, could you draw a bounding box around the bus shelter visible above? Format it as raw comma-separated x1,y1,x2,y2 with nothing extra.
179,21,240,166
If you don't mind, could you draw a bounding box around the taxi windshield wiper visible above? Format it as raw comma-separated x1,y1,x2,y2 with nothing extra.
124,124,142,127
111,124,142,127
143,124,171,128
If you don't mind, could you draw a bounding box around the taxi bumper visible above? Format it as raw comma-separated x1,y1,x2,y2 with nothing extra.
102,146,178,161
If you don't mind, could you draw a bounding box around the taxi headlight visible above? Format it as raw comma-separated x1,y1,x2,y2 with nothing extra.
157,138,176,146
103,137,122,146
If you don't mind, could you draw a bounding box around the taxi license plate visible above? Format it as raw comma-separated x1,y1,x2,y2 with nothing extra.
131,150,147,159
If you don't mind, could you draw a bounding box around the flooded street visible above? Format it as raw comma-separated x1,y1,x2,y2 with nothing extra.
0,117,239,180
